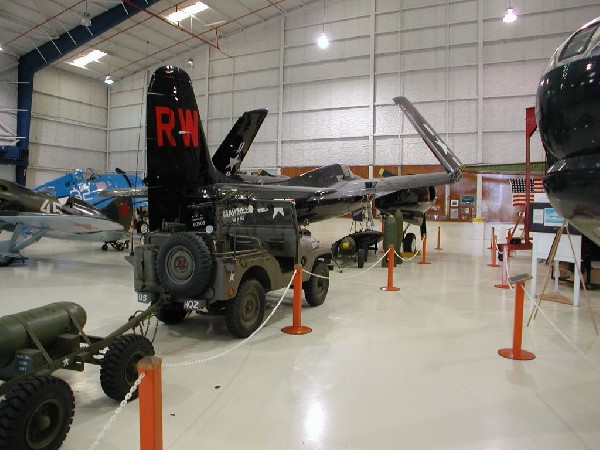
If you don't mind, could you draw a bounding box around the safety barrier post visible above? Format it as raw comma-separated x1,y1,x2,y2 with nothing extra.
138,356,163,450
498,281,535,360
434,226,443,250
282,265,312,335
487,234,500,267
418,234,431,265
487,226,495,249
494,243,510,289
380,245,400,291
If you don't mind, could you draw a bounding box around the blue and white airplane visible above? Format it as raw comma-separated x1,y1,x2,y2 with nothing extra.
34,167,148,232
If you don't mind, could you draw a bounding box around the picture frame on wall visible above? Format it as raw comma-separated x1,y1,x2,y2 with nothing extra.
450,199,459,207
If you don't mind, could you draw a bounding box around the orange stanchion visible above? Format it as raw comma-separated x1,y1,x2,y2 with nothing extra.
434,226,443,250
487,234,500,267
138,356,163,450
498,282,535,360
380,245,400,291
494,243,510,289
487,226,495,249
418,234,431,265
282,265,312,335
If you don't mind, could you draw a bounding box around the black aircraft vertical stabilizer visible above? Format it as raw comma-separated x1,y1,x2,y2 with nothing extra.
212,109,268,176
146,66,222,231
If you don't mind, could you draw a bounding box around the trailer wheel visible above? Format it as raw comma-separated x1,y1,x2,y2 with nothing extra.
403,232,417,253
357,248,365,268
304,261,329,306
157,303,188,324
100,334,155,401
156,233,212,298
225,279,265,338
0,375,74,450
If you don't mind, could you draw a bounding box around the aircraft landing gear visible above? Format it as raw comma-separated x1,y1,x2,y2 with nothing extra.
101,241,130,252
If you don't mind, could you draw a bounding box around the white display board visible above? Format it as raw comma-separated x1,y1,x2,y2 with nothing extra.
530,231,582,307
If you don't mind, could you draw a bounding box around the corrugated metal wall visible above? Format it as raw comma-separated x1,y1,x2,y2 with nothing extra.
0,0,597,185
27,67,108,186
108,0,597,178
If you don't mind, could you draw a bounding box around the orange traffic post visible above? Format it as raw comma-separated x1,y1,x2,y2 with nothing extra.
380,245,400,291
282,265,312,335
498,282,536,360
418,234,431,265
434,226,443,250
487,234,500,267
487,226,495,249
138,355,163,450
494,243,510,289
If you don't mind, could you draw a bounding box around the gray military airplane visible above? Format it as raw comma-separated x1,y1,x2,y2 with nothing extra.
141,66,463,234
0,180,133,266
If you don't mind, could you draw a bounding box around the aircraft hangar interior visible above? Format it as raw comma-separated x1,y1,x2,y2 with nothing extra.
0,0,599,449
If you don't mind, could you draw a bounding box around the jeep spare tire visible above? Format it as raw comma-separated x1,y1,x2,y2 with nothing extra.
156,232,212,297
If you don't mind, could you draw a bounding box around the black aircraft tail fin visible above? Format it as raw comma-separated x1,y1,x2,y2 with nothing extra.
212,109,268,176
146,66,221,230
393,96,463,181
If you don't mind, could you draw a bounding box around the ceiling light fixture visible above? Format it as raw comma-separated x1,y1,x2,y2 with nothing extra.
187,56,194,67
104,54,114,85
81,1,92,27
503,2,517,24
317,0,329,49
166,1,209,23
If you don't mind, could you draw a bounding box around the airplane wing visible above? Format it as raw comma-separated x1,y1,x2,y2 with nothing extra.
369,96,463,196
0,214,124,234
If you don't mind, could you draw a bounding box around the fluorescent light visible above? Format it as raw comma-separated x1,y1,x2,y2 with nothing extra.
166,1,209,23
70,49,107,68
317,32,329,49
104,75,114,85
503,7,517,23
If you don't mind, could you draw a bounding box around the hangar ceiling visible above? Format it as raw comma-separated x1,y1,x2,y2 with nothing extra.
0,0,319,81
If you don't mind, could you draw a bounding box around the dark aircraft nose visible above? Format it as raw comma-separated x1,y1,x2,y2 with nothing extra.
536,56,600,161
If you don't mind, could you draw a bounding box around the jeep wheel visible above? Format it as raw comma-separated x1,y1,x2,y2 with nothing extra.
303,261,329,306
156,233,212,298
225,279,265,338
157,303,188,324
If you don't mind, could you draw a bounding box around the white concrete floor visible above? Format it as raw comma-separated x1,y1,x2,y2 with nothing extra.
1,219,600,450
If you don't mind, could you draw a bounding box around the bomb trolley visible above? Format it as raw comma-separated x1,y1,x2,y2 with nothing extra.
331,230,383,269
0,301,160,450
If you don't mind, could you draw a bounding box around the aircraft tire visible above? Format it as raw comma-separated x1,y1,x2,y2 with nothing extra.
225,279,265,338
157,303,188,324
0,375,74,450
156,232,212,298
100,334,155,401
0,256,14,267
303,261,329,306
403,233,417,253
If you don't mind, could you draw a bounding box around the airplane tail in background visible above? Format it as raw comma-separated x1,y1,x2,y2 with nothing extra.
212,109,268,176
146,66,224,230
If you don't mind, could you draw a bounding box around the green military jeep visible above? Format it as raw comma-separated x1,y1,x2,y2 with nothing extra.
133,198,332,338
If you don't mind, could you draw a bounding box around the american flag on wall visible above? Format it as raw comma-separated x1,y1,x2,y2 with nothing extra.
510,178,544,206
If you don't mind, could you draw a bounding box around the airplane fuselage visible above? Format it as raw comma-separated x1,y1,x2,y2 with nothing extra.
536,17,600,245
